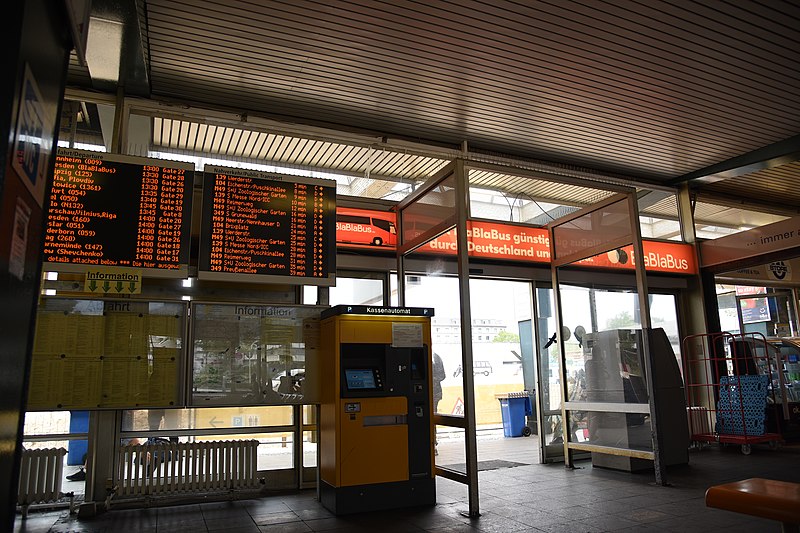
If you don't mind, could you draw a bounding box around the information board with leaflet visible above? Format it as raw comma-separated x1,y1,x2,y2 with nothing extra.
43,149,193,277
198,165,336,285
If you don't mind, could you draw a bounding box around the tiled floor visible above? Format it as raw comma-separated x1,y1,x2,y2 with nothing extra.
15,443,799,532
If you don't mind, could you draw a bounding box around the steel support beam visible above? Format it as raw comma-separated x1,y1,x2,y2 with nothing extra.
668,134,800,186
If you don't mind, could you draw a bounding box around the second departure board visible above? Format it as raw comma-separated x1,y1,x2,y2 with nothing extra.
43,149,193,277
198,166,336,285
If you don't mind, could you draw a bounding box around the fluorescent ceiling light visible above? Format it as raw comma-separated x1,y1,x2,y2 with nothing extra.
85,17,123,83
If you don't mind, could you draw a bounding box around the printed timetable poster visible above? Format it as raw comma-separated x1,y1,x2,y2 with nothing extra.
27,300,184,410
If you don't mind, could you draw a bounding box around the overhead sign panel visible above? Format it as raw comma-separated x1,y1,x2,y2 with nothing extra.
198,166,336,285
699,216,800,269
84,268,142,294
334,209,697,275
43,149,193,277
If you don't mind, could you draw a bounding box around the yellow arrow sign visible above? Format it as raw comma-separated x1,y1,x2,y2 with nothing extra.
84,268,142,294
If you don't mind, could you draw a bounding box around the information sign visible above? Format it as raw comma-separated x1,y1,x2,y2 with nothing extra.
84,268,142,294
43,149,193,277
198,166,336,285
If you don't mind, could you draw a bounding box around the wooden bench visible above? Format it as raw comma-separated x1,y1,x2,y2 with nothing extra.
705,478,800,533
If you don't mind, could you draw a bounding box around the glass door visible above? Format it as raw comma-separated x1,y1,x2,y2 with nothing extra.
526,287,569,463
396,276,537,469
530,286,682,464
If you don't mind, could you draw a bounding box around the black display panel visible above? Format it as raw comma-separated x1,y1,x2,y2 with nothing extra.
43,149,193,277
344,369,379,390
198,165,336,285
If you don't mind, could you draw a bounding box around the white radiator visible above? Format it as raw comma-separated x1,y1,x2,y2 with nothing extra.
687,406,712,437
115,439,261,498
18,448,70,518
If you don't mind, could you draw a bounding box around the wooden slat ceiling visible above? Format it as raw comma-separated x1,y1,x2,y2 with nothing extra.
468,169,615,207
140,114,798,229
694,200,787,230
65,0,800,218
152,117,450,184
696,160,800,213
140,0,800,185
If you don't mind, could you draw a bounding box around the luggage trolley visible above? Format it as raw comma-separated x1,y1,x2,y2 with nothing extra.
681,332,782,455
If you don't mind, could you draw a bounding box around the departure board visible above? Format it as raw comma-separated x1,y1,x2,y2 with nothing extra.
198,166,336,285
43,149,193,277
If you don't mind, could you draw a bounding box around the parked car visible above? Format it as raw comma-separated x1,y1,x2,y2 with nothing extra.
454,361,493,377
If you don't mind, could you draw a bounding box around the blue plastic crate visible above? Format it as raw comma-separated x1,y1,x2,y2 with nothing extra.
716,414,766,436
716,375,768,436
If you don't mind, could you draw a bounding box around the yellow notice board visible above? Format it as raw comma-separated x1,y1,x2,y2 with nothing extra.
84,268,142,294
27,298,185,410
27,355,103,409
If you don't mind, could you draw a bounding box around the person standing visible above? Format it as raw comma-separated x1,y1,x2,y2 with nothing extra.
432,352,445,412
432,352,445,455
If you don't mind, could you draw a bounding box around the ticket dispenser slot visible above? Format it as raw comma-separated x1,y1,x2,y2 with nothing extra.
319,306,436,515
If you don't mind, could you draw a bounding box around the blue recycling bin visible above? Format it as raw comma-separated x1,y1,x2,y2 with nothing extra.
498,394,532,437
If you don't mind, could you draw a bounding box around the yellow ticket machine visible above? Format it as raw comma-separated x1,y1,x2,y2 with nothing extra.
319,305,436,514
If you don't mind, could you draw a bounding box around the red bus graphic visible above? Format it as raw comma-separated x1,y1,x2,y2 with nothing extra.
336,208,397,247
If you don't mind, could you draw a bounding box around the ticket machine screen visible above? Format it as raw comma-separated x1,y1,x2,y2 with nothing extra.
345,369,379,390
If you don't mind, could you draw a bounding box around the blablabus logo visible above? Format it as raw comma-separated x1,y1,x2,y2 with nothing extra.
768,261,790,281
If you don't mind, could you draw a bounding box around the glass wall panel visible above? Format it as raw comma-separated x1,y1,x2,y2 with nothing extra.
552,285,593,407
716,284,799,339
257,434,293,470
579,409,653,452
400,173,456,244
394,272,539,463
468,279,533,437
394,273,465,417
122,406,293,432
24,411,71,435
534,287,567,460
557,269,654,457
121,407,295,471
466,169,614,227
552,200,632,262
467,172,682,241
539,285,681,462
649,293,683,372
717,287,741,334
302,405,316,425
435,426,466,472
57,99,111,152
190,303,325,406
303,275,384,306
302,406,318,469
638,192,681,241
303,430,317,468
